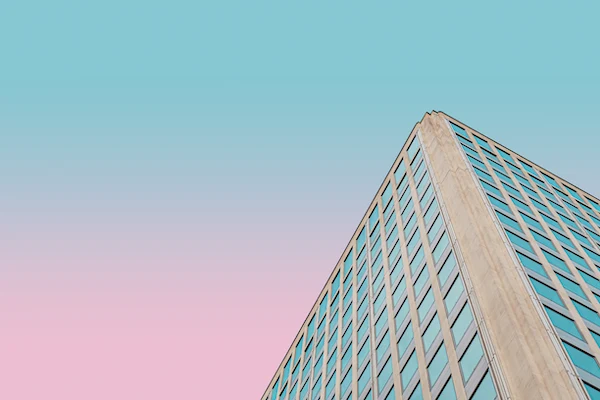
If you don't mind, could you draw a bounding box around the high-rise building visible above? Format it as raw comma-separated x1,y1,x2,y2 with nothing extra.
261,111,600,400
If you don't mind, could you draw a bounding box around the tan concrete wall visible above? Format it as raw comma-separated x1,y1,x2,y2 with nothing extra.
418,112,582,400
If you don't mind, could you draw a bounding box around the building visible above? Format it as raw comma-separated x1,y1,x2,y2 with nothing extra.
261,111,600,400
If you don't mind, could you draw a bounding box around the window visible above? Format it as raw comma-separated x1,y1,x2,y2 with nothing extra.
358,340,370,366
438,253,457,288
573,300,600,327
428,215,443,243
401,351,419,390
433,233,450,263
452,303,474,345
437,377,457,400
428,344,449,387
398,322,414,358
496,211,522,232
531,230,556,251
395,300,410,330
529,277,564,306
519,211,543,231
378,357,393,393
419,289,435,322
488,195,511,213
584,383,600,400
556,274,587,299
460,335,484,382
544,306,583,340
444,277,465,314
422,314,441,352
470,370,497,400
375,308,389,336
505,230,534,253
516,251,547,278
541,249,571,275
563,341,600,378
377,332,390,362
394,160,406,187
449,122,467,136
414,266,430,297
409,383,423,400
358,362,371,394
564,248,590,270
341,369,352,395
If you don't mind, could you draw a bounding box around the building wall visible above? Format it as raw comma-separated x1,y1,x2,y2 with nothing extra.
262,114,500,400
429,111,600,399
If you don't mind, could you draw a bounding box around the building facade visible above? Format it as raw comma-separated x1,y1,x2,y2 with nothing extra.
261,111,600,400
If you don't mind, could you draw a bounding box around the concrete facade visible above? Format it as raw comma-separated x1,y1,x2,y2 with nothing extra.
262,112,600,400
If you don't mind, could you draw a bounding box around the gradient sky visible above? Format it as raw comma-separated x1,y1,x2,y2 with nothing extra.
1,1,600,399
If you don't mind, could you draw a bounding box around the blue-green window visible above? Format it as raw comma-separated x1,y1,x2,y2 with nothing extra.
565,248,590,270
424,200,439,224
326,373,336,397
573,301,600,327
505,230,534,253
394,160,406,186
311,375,321,399
369,206,380,231
393,276,407,305
481,180,503,198
474,166,494,183
470,371,497,400
450,122,467,136
531,230,556,251
401,351,419,390
541,249,571,275
584,383,600,400
395,299,410,330
341,369,352,395
342,345,352,371
375,308,389,336
584,247,600,266
540,212,561,230
474,135,493,152
516,251,547,277
270,379,279,400
544,306,583,340
519,211,543,231
327,349,337,374
407,137,419,160
378,357,393,393
556,274,586,299
398,322,414,358
552,229,575,249
420,185,434,210
571,228,592,247
437,377,457,400
428,215,443,243
563,341,600,378
460,335,484,382
496,211,522,232
411,247,425,275
433,233,450,264
452,303,474,345
414,266,430,297
358,362,371,394
445,277,465,314
407,229,421,255
438,253,457,288
488,194,511,213
358,340,370,366
357,227,366,251
377,332,391,362
529,277,564,306
520,160,539,177
511,196,533,215
502,182,523,200
422,314,441,352
409,383,423,400
419,289,435,322
428,344,449,387
580,271,600,293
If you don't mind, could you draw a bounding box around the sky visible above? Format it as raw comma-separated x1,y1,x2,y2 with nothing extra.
1,1,600,399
